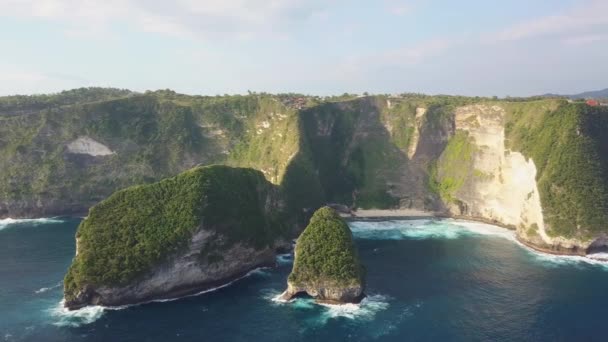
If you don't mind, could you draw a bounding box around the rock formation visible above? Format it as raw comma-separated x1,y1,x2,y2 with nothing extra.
63,165,293,309
280,207,365,304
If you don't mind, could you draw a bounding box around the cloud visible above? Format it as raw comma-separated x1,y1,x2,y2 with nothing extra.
338,36,458,76
340,0,608,72
493,0,608,42
0,0,333,40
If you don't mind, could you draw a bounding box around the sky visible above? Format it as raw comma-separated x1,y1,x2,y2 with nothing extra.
0,0,607,97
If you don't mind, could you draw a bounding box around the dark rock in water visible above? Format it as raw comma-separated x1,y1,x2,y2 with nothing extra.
280,207,365,304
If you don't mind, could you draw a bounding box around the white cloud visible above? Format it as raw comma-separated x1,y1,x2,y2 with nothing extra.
493,0,608,42
338,36,458,76
339,0,608,72
0,0,333,40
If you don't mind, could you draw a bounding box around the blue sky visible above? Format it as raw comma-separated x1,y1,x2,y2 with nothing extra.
0,0,606,96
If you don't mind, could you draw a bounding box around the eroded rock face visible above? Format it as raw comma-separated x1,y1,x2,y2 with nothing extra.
441,104,599,255
449,105,545,231
67,136,115,156
63,165,296,310
280,207,365,304
279,282,363,304
65,229,279,309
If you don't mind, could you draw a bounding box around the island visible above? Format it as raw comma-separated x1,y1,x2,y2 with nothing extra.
63,165,294,310
279,207,365,304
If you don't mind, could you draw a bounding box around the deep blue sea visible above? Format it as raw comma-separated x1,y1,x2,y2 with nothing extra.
2,217,608,342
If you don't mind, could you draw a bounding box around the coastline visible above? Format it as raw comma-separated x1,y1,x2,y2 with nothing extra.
514,235,586,257
67,260,277,311
345,209,591,258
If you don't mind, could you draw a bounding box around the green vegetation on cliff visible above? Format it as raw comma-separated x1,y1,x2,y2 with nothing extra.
0,87,133,115
430,131,477,203
4,89,608,243
288,207,365,287
64,165,285,300
505,102,608,238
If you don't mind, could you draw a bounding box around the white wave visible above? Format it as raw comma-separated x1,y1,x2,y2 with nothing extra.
350,218,608,269
317,294,390,321
276,253,293,265
35,282,62,294
587,252,608,261
266,289,391,323
49,300,106,327
349,219,513,241
446,219,517,241
525,249,608,269
0,217,64,230
48,266,273,327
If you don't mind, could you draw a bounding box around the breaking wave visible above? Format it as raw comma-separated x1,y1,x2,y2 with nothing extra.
49,266,273,327
350,218,608,269
35,282,62,294
349,219,515,241
317,294,390,322
527,250,608,269
0,217,64,231
265,289,391,324
276,253,293,265
49,300,107,327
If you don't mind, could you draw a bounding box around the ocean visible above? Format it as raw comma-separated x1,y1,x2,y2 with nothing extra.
2,217,608,341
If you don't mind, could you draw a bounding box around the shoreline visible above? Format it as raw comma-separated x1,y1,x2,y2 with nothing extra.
67,260,277,311
345,209,594,258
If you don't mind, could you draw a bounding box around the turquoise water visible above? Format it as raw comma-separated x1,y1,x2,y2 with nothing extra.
2,217,608,341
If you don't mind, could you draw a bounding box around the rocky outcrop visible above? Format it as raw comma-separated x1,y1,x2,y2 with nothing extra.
280,207,365,304
280,282,364,304
63,165,296,309
67,136,115,156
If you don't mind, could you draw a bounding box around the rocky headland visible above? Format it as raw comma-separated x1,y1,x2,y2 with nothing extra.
280,207,365,304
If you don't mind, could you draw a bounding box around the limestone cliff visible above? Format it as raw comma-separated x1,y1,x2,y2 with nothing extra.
280,207,365,304
2,89,608,256
431,102,608,255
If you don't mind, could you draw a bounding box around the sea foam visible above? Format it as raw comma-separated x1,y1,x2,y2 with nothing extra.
48,265,274,327
317,294,390,321
349,218,515,241
49,300,106,327
35,282,62,294
350,218,608,269
265,289,391,323
0,217,64,230
276,253,293,265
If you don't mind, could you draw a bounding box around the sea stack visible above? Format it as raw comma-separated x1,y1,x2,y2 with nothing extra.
280,207,365,304
63,165,292,310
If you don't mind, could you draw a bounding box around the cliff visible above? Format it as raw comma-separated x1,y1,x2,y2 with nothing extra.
63,165,292,309
430,101,608,254
2,89,608,256
280,207,365,304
